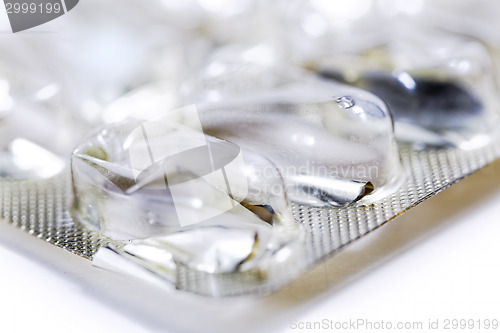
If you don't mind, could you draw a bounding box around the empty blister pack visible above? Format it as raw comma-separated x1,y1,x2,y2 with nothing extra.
1,1,500,297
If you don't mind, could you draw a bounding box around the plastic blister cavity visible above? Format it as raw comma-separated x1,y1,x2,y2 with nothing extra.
310,25,499,149
417,0,500,96
2,0,500,298
0,37,77,179
177,61,402,206
71,105,302,275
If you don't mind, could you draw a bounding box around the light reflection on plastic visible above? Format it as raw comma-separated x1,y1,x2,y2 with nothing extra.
197,0,247,14
0,79,14,113
459,134,491,151
241,45,276,65
311,0,372,21
396,0,424,15
35,83,60,101
292,133,316,146
396,71,417,90
301,13,329,38
377,0,423,16
9,139,65,178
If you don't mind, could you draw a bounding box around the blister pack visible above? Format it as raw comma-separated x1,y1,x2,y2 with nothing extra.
1,0,500,297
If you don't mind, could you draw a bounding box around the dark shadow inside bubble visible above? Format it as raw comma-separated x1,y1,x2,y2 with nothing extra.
320,69,484,131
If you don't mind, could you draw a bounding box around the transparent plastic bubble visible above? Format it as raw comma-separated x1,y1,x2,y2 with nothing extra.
178,61,400,206
281,0,394,64
419,0,500,47
43,0,207,123
0,0,276,179
29,0,267,124
1,0,265,179
313,24,499,149
0,36,78,179
278,0,498,149
102,81,180,124
418,0,500,101
103,59,400,206
71,106,301,273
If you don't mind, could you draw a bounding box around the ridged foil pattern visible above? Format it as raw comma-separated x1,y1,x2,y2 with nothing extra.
1,142,499,296
0,173,117,259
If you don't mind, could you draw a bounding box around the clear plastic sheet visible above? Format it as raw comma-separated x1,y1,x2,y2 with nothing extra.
1,0,500,297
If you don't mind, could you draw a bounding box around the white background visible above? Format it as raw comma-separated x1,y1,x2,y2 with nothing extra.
1,158,500,333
